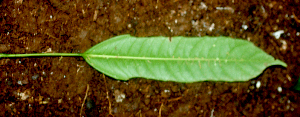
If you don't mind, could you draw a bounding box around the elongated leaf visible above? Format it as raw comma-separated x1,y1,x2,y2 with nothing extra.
83,34,287,82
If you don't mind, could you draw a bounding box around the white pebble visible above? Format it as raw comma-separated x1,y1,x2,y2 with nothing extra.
277,86,282,93
114,90,126,103
242,24,248,30
17,80,23,85
208,23,215,31
272,30,284,39
164,89,170,93
115,94,125,102
280,40,287,50
199,2,207,10
285,14,289,18
19,92,30,100
127,24,132,28
256,81,261,88
215,7,234,13
296,32,299,36
210,109,214,117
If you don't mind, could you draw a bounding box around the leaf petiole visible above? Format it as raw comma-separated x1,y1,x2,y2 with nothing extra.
0,53,83,58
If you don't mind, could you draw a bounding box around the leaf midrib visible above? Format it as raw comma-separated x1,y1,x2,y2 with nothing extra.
84,54,269,62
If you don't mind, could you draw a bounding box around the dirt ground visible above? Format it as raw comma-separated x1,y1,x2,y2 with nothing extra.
0,0,300,116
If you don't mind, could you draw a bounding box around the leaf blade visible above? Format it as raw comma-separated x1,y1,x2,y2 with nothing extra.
83,34,287,82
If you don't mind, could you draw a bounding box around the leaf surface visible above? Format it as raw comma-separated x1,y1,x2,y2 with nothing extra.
83,34,287,82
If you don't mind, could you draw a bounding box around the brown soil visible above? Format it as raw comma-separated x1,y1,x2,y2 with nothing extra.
1,0,300,116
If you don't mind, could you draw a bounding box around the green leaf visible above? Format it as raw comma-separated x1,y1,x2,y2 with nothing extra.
293,76,300,91
83,34,287,82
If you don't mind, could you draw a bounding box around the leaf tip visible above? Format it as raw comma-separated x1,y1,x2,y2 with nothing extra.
266,59,287,67
276,60,288,67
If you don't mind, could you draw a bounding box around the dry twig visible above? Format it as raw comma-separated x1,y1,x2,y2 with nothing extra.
158,103,163,117
103,74,113,116
80,84,89,117
293,12,300,23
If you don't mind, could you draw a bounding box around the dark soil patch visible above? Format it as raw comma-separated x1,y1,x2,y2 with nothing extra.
1,0,300,116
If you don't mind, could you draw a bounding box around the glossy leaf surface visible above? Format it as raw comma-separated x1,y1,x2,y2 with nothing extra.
83,34,287,82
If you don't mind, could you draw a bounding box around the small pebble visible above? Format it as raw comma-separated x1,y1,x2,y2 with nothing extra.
31,74,39,80
127,24,132,28
17,80,23,85
162,89,172,97
208,23,215,31
58,99,62,103
210,109,214,117
272,30,284,39
242,24,248,30
280,40,287,50
164,89,170,93
277,87,282,93
256,81,261,89
114,90,126,103
199,2,207,10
